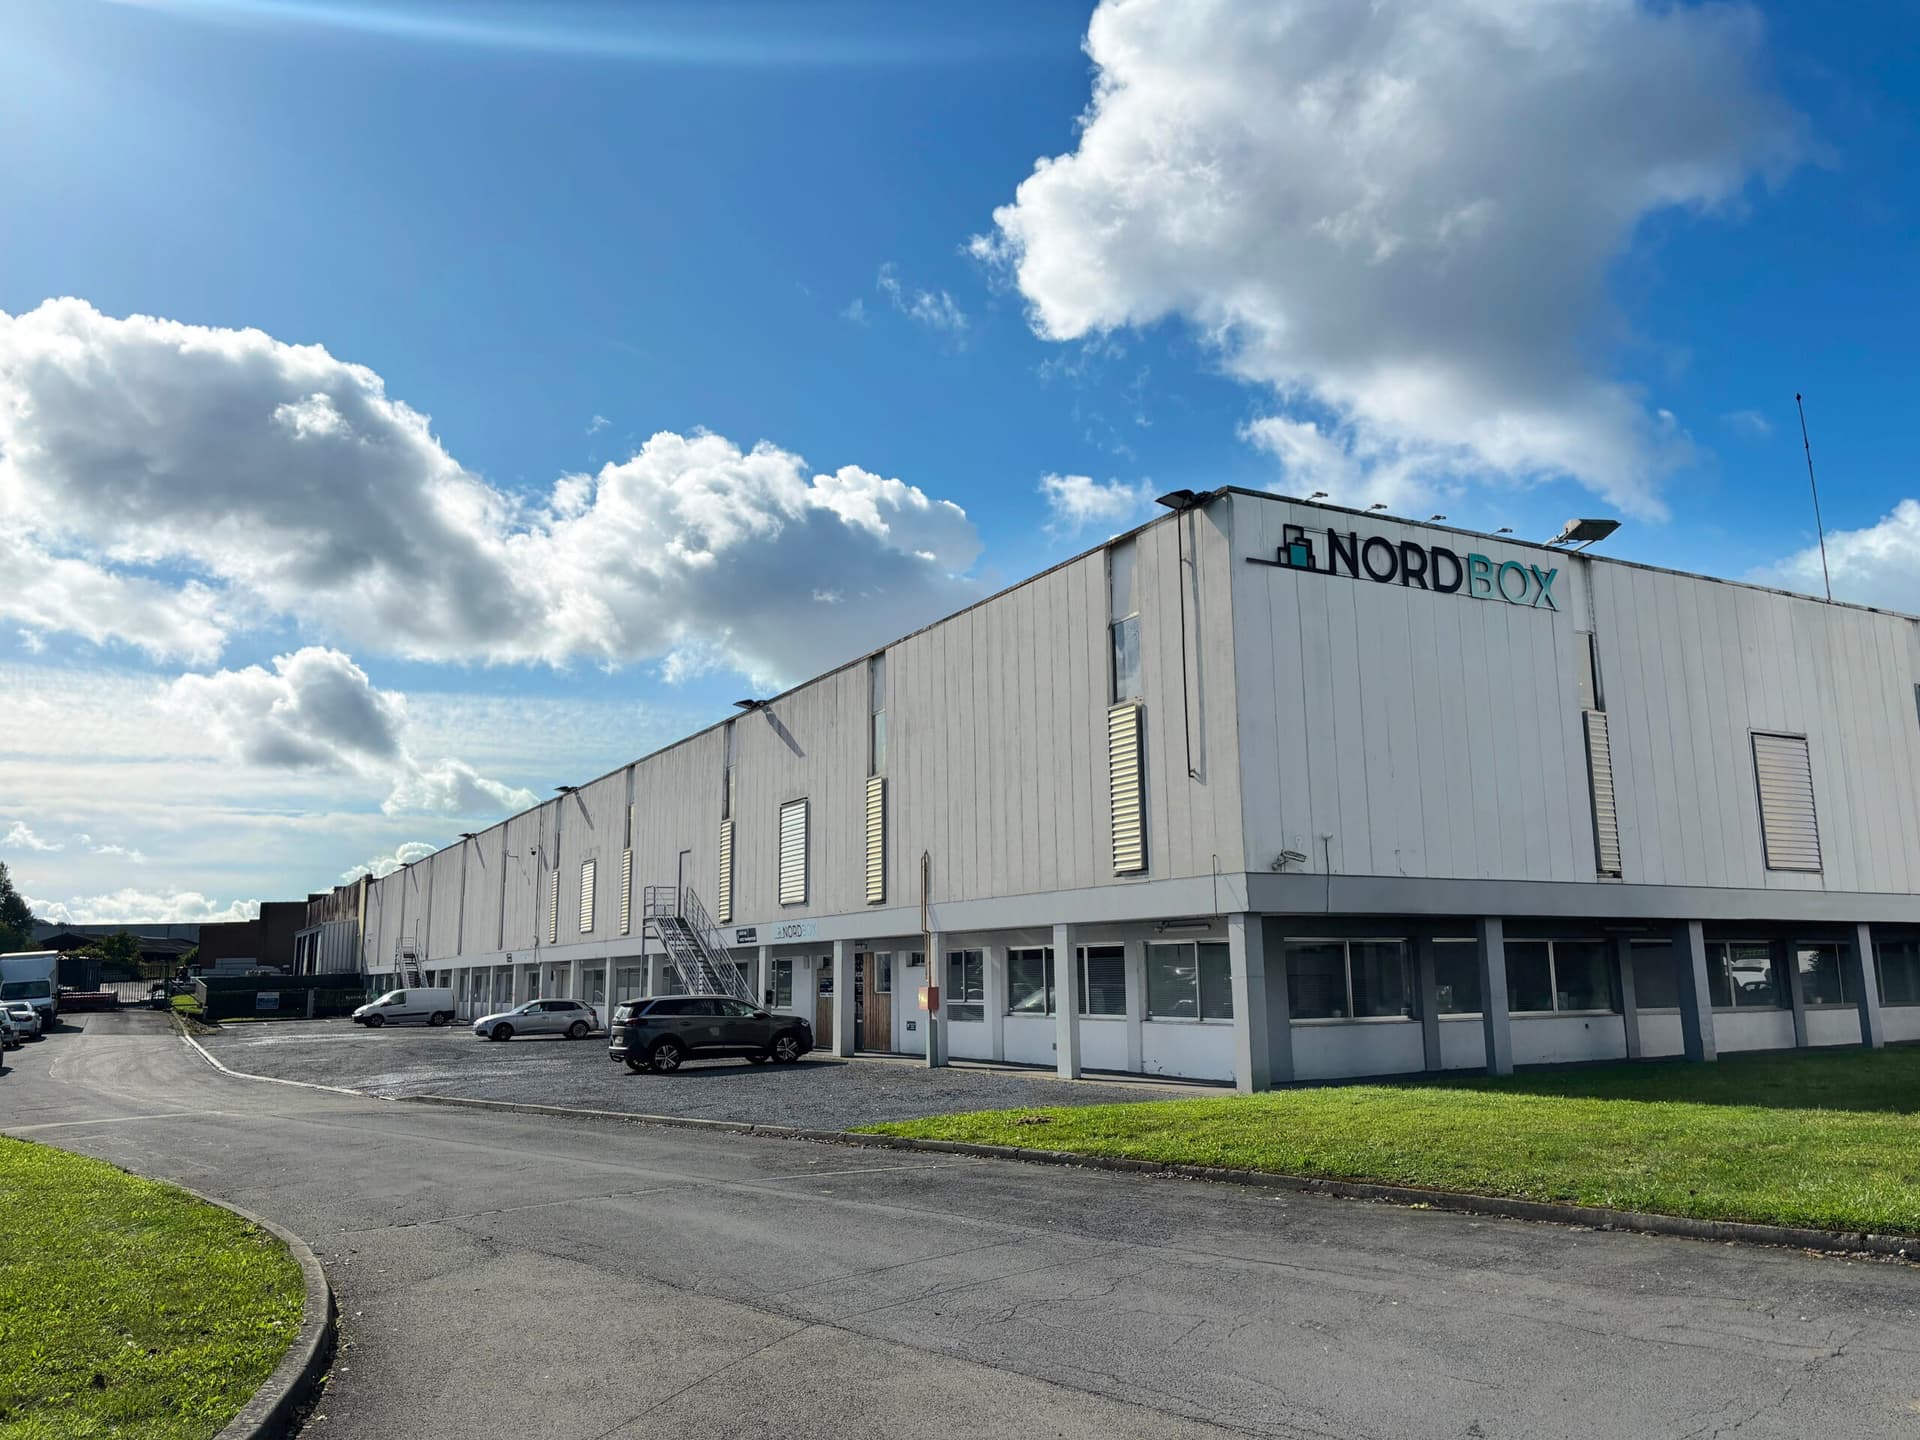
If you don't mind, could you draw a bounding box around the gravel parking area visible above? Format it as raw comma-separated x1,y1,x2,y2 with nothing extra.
193,1019,1206,1129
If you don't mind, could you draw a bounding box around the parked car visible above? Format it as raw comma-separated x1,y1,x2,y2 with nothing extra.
608,996,812,1073
471,998,599,1042
3,1002,42,1039
0,1010,17,1051
351,987,457,1028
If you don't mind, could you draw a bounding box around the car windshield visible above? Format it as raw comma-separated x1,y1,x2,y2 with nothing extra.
0,981,51,1000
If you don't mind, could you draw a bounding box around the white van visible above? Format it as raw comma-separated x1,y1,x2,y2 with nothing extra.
351,987,456,1028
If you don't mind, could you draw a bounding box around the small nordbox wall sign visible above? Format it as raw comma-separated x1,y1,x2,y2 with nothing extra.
768,920,819,942
1250,523,1560,612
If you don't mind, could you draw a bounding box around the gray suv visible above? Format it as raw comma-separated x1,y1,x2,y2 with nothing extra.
608,996,813,1073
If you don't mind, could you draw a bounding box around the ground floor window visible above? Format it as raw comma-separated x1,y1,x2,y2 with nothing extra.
1629,940,1680,1008
770,958,794,1009
1284,938,1412,1020
587,968,607,1007
1506,939,1615,1014
946,950,985,1022
1007,947,1052,1015
1879,937,1920,1005
615,964,647,1001
1079,945,1127,1017
1796,943,1851,1006
872,953,893,994
657,962,688,997
1431,939,1481,1014
1708,940,1781,1009
1146,942,1232,1020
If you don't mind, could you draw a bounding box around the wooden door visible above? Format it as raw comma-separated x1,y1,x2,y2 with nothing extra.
859,952,893,1052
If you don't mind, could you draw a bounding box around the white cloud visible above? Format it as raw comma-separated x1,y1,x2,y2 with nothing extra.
76,834,146,863
840,297,870,326
165,647,537,817
876,264,969,336
0,529,225,663
978,0,1803,515
2,821,61,852
587,414,609,434
1038,473,1156,534
341,841,436,883
0,299,982,684
1756,499,1920,615
25,890,261,925
1723,408,1774,439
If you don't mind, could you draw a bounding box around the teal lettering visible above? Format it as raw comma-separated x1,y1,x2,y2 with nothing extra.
1466,553,1495,599
1528,564,1559,610
1496,560,1529,604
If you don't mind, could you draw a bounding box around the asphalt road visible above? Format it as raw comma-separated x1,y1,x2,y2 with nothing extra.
8,1012,1920,1439
197,1017,1193,1127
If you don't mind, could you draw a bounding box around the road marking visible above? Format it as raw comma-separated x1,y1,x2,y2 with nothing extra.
7,1110,226,1134
177,1028,368,1098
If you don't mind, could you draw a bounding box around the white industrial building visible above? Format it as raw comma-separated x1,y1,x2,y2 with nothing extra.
301,488,1920,1090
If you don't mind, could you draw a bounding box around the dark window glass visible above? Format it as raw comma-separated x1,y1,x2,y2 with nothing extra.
1198,943,1234,1020
1630,942,1680,1008
1506,941,1554,1013
1111,616,1142,702
1879,939,1920,1006
647,999,689,1017
1147,943,1198,1019
1351,940,1413,1018
1797,943,1848,1005
1432,941,1481,1014
1554,941,1614,1011
1285,941,1347,1020
946,950,985,1023
1080,946,1127,1016
1706,943,1734,1009
1714,941,1780,1009
1007,948,1052,1015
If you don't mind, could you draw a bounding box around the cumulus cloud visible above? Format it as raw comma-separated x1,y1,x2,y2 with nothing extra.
2,821,60,852
25,890,261,925
77,834,146,863
341,841,435,883
877,264,969,336
165,647,537,816
0,530,225,663
0,299,981,683
1723,409,1774,439
1757,499,1920,615
1038,473,1156,534
977,0,1803,514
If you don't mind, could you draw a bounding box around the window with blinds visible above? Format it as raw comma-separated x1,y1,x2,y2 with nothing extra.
1108,702,1147,874
579,859,596,933
865,775,885,905
1752,732,1821,872
778,799,808,906
545,869,559,944
716,820,734,924
619,848,633,935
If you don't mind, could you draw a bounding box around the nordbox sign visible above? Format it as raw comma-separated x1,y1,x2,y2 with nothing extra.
1248,524,1560,611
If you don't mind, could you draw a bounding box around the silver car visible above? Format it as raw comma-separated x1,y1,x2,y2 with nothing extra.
472,997,599,1042
3,1002,41,1040
0,1010,16,1051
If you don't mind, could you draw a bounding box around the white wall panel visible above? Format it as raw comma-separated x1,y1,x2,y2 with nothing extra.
1292,1021,1425,1080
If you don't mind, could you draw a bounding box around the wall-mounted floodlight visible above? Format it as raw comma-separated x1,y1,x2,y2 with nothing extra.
1309,491,1328,500
1367,502,1389,512
1155,917,1214,933
555,784,578,794
1496,526,1513,535
1546,517,1621,551
458,832,476,840
1428,514,1447,522
733,699,765,711
1154,488,1203,511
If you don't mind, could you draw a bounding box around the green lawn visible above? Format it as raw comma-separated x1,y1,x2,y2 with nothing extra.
0,1139,305,1439
863,1047,1920,1235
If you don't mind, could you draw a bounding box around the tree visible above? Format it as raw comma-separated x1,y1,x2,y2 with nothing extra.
81,930,144,980
0,862,33,954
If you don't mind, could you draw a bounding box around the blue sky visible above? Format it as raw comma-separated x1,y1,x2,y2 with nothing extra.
2,0,1918,922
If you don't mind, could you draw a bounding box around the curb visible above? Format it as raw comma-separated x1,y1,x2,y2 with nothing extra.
397,1093,1920,1261
172,1017,367,1099
190,1193,337,1440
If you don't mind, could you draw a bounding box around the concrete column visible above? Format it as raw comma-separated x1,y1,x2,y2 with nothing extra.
757,945,773,1009
1415,934,1442,1072
1475,917,1513,1077
1613,936,1641,1061
566,958,581,1001
1776,937,1808,1049
1851,923,1886,1050
926,932,947,1068
1053,923,1081,1079
1227,913,1273,1093
984,942,1007,1063
1122,938,1146,1074
831,938,855,1057
1672,920,1718,1063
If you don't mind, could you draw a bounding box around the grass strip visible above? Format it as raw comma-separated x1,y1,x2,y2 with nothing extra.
0,1138,304,1439
862,1046,1920,1235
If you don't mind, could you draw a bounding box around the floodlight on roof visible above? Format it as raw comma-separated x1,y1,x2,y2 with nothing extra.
1546,517,1622,551
1428,514,1447,522
1308,490,1328,500
733,699,765,711
1154,488,1203,511
1367,502,1389,512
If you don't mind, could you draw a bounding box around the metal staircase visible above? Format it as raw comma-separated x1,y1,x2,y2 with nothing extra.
642,885,754,1003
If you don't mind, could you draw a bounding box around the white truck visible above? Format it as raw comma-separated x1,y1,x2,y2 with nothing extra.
0,951,62,1030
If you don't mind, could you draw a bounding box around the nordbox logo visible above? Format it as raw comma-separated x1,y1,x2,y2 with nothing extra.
1249,524,1560,611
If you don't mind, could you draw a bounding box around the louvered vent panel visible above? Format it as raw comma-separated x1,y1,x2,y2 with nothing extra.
579,859,596,934
716,821,734,924
618,849,633,935
778,799,808,906
1583,711,1622,877
1108,703,1147,875
1752,732,1821,872
865,775,886,905
546,870,559,944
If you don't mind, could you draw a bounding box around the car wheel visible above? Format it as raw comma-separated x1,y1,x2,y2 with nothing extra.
429,1011,451,1027
491,1023,513,1042
365,1013,385,1028
648,1038,685,1074
624,1058,646,1074
567,1020,589,1040
770,1033,804,1063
